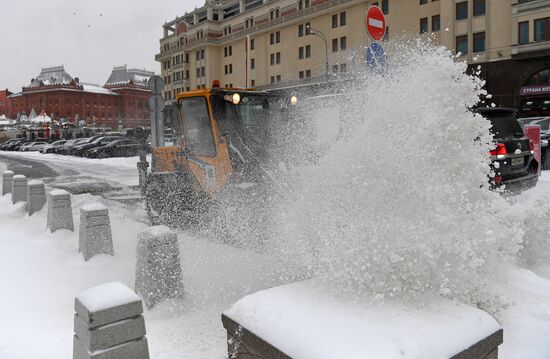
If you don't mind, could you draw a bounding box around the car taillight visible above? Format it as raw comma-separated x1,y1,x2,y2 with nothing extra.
489,143,507,158
529,139,534,154
493,175,502,185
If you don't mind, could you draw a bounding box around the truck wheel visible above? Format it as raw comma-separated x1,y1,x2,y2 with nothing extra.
543,149,550,171
144,174,202,229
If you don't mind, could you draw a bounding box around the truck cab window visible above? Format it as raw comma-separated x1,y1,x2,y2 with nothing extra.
179,96,216,156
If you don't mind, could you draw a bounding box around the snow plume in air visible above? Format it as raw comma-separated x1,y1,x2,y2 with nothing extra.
275,37,522,307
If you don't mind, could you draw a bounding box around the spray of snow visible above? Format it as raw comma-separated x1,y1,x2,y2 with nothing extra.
273,38,523,306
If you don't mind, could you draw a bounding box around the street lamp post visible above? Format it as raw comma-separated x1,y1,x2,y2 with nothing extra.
306,24,329,77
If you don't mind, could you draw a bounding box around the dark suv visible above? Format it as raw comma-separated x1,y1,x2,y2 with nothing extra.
477,108,538,192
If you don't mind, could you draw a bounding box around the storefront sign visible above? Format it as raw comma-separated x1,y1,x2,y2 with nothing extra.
520,85,550,96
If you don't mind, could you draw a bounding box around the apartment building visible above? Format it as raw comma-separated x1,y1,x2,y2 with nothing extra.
156,0,550,113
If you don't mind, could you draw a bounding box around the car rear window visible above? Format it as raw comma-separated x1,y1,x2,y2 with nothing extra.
481,110,523,138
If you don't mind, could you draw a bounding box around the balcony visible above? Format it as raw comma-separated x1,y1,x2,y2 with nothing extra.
512,40,550,56
513,0,550,14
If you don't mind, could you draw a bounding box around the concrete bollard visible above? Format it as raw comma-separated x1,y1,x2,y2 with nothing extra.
1,170,14,196
79,203,113,260
135,226,184,309
11,174,27,204
47,189,74,232
27,180,46,216
73,282,150,359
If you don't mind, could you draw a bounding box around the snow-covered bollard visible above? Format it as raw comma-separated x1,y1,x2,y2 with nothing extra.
47,189,74,232
1,170,14,196
26,180,46,216
73,282,150,359
11,174,27,204
79,203,113,260
222,282,504,359
135,226,184,309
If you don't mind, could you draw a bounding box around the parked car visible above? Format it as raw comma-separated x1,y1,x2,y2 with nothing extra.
55,138,88,155
5,140,29,151
22,141,48,152
40,140,68,154
518,116,550,170
0,139,21,150
86,138,143,158
72,136,122,156
477,108,539,192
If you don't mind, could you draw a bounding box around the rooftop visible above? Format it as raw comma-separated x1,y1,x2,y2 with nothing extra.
105,65,155,87
29,65,74,87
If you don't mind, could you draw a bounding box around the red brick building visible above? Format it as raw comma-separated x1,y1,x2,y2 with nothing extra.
4,65,155,128
0,89,13,116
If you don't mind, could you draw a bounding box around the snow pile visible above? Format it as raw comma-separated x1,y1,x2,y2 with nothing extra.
276,38,521,306
225,281,501,359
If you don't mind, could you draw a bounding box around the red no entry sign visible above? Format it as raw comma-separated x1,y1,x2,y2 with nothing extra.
366,5,386,42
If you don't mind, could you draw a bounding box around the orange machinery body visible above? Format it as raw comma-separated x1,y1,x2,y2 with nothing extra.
151,88,233,197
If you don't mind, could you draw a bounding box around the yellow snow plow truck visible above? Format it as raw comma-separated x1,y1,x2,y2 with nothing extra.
138,81,298,229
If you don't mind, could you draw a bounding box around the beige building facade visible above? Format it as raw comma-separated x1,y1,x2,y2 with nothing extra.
156,0,550,113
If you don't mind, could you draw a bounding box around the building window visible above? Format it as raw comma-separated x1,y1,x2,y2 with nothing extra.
456,35,468,55
420,17,428,33
276,75,281,82
332,14,338,28
306,69,311,78
270,33,275,44
224,65,228,74
535,18,550,42
251,58,255,69
185,53,189,62
340,63,347,72
229,64,233,73
473,32,485,53
299,0,303,10
519,21,529,45
456,2,468,21
299,24,304,37
432,15,441,32
270,53,275,65
271,76,275,84
197,68,201,77
250,38,255,50
340,36,346,50
299,46,304,59
276,52,281,64
306,45,311,58
299,71,304,79
201,49,205,59
251,79,255,87
473,0,485,17
276,8,280,18
305,22,311,35
420,0,427,4
229,46,232,56
381,0,389,14
224,47,228,57
332,38,338,52
276,31,280,43
340,12,346,26
196,51,200,61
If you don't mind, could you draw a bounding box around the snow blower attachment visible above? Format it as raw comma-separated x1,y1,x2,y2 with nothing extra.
139,83,297,229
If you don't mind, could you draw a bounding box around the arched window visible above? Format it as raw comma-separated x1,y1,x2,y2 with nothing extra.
275,8,280,18
299,0,303,10
525,68,550,86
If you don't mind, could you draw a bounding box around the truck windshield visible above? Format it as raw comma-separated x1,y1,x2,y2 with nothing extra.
179,96,216,157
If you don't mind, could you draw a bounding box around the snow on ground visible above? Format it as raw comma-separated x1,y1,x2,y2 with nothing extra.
0,151,146,186
0,151,550,358
0,185,291,359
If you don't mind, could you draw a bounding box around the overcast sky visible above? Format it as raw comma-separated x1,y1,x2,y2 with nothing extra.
0,0,202,92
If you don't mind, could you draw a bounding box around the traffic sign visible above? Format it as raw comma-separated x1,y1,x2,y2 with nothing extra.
366,6,386,42
148,94,165,113
148,75,165,95
365,42,386,71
